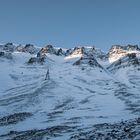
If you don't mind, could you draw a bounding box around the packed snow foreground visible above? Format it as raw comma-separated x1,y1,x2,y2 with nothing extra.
0,43,140,139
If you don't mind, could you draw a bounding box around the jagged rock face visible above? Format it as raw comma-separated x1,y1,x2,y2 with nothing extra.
0,43,16,52
109,45,140,53
66,46,106,58
0,51,12,59
39,45,55,54
67,46,106,59
65,48,73,56
70,117,140,140
73,55,103,69
127,53,137,59
38,45,65,56
15,45,24,52
108,45,140,63
70,47,85,55
85,46,107,60
15,44,37,54
23,44,37,54
28,56,45,64
0,112,32,126
56,48,65,56
126,44,140,51
0,52,5,57
107,53,140,72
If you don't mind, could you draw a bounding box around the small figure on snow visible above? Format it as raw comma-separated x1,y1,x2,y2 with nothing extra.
37,51,41,57
45,69,50,80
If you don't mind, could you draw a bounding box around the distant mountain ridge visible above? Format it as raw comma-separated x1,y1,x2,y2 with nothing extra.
1,43,140,70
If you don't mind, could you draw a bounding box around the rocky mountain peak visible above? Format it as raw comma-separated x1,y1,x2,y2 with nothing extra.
107,52,140,72
70,47,85,55
39,45,55,54
65,46,107,61
73,54,103,69
38,45,65,56
109,44,139,52
0,43,16,52
15,44,38,54
108,44,140,63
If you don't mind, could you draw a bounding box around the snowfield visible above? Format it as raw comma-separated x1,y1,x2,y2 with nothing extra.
0,44,140,139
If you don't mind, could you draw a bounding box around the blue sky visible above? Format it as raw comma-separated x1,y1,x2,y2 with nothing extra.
0,0,140,50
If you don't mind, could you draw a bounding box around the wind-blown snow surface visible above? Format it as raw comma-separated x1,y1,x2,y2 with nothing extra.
0,47,140,139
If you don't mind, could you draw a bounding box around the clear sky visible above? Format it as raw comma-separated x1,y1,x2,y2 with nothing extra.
0,0,140,50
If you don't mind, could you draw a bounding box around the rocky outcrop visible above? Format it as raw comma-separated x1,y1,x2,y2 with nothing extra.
0,51,12,59
108,44,140,63
0,43,38,54
65,48,73,56
38,45,65,56
0,125,75,140
15,44,38,54
15,44,24,52
0,51,5,57
28,56,46,64
85,46,107,60
0,43,16,52
56,48,65,56
107,53,140,72
39,45,55,54
70,117,140,140
23,44,37,54
0,112,32,126
66,46,107,61
73,55,103,69
70,47,85,55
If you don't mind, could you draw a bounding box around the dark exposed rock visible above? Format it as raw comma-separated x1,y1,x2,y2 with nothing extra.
85,46,107,60
109,44,140,55
0,43,37,54
39,45,55,54
107,53,140,71
23,44,37,54
70,47,85,55
127,53,136,59
56,48,65,56
108,44,140,62
0,125,76,140
0,51,5,56
66,46,107,61
5,43,15,52
0,112,32,126
38,45,65,56
1,43,16,52
127,44,139,50
15,44,24,52
70,117,140,140
0,51,12,59
37,51,41,57
73,55,103,69
28,56,45,64
65,48,73,56
15,44,37,54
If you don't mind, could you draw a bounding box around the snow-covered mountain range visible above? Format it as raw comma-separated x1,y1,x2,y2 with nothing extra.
0,43,140,139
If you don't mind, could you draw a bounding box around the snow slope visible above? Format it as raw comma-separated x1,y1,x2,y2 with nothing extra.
0,44,140,139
